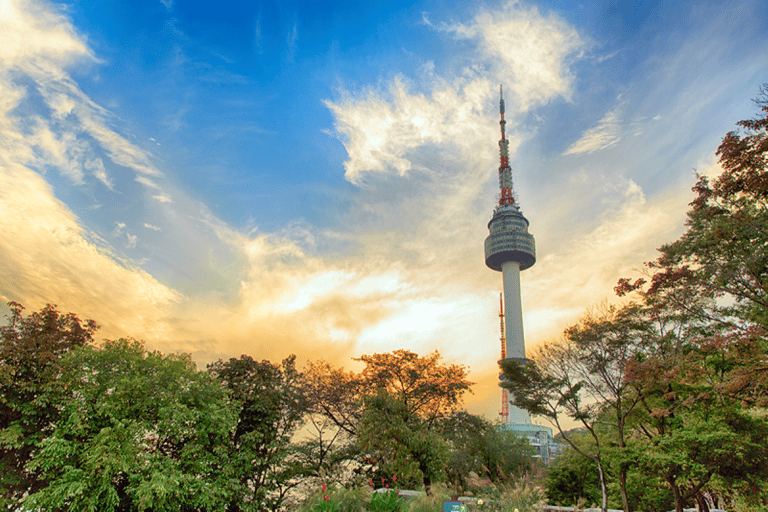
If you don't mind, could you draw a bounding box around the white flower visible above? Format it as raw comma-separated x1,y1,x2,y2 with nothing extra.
477,499,484,506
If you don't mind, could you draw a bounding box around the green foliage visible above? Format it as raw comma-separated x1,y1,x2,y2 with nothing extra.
368,490,405,512
607,86,768,512
545,439,600,507
470,478,546,512
440,412,536,491
405,483,450,512
617,468,673,512
208,354,309,511
0,302,98,508
298,486,404,512
320,487,371,512
303,350,472,489
22,338,236,512
358,391,449,490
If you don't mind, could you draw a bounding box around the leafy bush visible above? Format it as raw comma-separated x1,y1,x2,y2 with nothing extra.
298,485,371,512
471,479,546,512
368,489,405,512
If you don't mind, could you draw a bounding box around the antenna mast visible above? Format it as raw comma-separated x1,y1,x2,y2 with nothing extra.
498,85,515,207
499,293,509,422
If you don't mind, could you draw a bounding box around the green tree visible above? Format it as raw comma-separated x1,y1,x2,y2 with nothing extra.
355,350,472,425
23,338,235,512
500,342,611,512
357,391,449,491
302,350,472,489
614,86,768,511
501,303,652,512
0,302,98,508
634,85,768,401
544,430,601,508
438,412,535,491
208,355,308,512
625,332,768,512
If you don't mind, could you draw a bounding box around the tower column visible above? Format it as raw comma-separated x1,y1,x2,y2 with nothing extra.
501,260,524,360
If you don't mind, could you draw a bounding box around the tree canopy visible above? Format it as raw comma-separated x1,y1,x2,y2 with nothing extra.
504,86,768,512
0,302,98,508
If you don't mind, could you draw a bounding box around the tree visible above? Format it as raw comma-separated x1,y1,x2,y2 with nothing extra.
544,430,601,508
636,85,768,401
0,302,98,508
299,360,362,480
208,355,308,512
438,412,535,491
23,338,235,512
500,341,611,512
614,86,768,511
501,303,653,512
624,330,768,512
357,391,449,491
355,350,472,425
302,350,472,489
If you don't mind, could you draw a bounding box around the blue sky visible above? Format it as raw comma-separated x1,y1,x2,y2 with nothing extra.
1,0,766,418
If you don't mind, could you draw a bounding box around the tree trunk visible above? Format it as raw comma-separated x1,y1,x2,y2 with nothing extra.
617,413,631,512
668,476,684,512
619,465,630,512
596,458,608,512
695,490,711,512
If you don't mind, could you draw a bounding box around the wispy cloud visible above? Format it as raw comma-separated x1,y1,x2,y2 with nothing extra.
285,23,298,64
564,105,623,155
113,222,138,249
0,164,181,340
254,18,264,55
445,2,585,110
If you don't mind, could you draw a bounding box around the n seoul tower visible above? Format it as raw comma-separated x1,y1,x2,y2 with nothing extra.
485,86,536,425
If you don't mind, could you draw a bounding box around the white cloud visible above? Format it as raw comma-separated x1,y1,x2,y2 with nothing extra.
446,1,585,110
327,2,585,185
113,222,138,249
326,77,496,184
564,105,623,155
0,0,94,70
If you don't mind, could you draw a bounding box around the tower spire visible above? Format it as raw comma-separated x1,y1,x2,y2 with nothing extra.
498,85,514,207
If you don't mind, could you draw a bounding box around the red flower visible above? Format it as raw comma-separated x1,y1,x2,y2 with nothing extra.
324,494,330,502
392,475,397,482
369,479,374,487
322,483,327,492
381,477,385,484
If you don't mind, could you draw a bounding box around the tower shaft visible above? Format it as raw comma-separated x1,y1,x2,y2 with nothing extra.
502,261,525,360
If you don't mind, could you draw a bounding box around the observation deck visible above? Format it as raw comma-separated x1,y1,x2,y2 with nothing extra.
484,204,536,271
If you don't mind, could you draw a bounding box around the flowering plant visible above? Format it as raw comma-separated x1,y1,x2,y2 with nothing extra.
311,483,339,512
368,475,403,512
368,489,403,512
